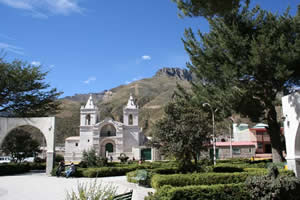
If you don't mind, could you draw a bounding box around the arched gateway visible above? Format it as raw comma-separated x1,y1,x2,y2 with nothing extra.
282,91,300,177
0,117,55,175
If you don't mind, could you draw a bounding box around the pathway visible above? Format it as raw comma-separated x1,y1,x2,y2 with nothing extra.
0,173,154,200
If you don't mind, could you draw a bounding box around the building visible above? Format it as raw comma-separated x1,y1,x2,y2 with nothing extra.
64,94,156,162
208,123,282,160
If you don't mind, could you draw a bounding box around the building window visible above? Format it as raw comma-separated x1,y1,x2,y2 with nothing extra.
233,148,240,155
86,114,91,125
249,148,252,153
258,142,263,149
88,139,90,142
129,114,133,125
75,143,78,147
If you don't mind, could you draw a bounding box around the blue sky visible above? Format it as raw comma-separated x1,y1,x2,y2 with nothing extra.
0,0,299,97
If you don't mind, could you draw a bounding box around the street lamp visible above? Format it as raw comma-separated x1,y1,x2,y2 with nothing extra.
203,103,217,165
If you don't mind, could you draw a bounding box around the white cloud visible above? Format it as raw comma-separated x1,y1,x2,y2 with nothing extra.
142,55,151,60
0,42,24,55
83,76,96,84
0,0,83,17
31,61,41,66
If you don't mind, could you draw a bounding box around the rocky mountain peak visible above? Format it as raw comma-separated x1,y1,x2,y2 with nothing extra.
155,67,193,81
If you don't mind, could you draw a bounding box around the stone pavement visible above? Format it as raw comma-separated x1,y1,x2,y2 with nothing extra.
0,173,155,200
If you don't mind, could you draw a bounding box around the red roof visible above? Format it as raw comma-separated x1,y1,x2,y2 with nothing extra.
214,141,256,147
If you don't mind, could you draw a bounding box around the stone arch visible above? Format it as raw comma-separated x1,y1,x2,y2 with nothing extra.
99,139,116,157
100,124,116,137
0,117,55,175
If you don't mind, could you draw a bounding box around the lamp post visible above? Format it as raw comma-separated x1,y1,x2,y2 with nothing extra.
203,103,217,165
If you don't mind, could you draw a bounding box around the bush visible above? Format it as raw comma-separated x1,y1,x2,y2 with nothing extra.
55,154,64,163
29,162,46,170
118,153,129,163
150,172,252,189
213,164,244,173
145,184,250,200
66,179,117,200
82,166,139,178
0,163,31,176
245,166,300,200
150,169,293,189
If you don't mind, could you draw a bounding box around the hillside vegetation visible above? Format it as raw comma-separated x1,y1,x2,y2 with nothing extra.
54,68,192,143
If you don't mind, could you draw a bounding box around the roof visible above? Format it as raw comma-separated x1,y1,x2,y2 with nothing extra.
65,136,80,141
214,141,256,147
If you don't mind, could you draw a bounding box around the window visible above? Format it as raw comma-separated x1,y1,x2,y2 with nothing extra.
75,143,78,147
128,114,133,125
258,142,263,149
233,148,240,155
86,114,91,125
249,148,252,153
88,139,90,142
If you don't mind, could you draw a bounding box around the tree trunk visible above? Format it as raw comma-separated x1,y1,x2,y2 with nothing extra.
267,106,285,163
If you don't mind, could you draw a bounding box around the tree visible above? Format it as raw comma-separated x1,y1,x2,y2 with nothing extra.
2,128,41,162
183,5,300,162
172,0,248,17
0,58,62,117
151,86,210,171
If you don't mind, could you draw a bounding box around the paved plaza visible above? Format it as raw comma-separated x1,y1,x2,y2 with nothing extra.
0,173,154,200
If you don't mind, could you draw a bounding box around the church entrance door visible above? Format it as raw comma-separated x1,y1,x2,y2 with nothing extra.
141,148,152,160
105,143,113,153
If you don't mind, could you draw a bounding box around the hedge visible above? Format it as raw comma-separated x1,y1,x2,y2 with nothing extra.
213,164,244,173
145,184,250,200
151,170,294,189
0,163,31,176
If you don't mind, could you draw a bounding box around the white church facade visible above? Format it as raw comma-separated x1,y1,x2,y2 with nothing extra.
64,94,157,162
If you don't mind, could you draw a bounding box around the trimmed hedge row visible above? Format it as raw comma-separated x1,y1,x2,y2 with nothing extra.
151,170,295,189
0,163,31,176
145,184,250,200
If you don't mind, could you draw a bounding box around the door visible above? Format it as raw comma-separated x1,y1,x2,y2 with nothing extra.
141,148,152,160
105,143,113,153
209,148,219,160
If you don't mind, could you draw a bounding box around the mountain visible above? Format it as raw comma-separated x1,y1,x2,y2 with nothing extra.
54,67,192,143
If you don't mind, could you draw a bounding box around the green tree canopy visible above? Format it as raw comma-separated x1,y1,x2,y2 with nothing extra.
2,128,41,162
183,5,300,162
0,59,62,117
151,86,210,171
173,0,248,17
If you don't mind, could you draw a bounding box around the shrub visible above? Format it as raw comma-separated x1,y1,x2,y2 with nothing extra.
145,184,250,200
55,154,64,163
245,166,300,200
150,169,293,189
30,162,46,170
213,164,244,173
0,163,31,176
82,166,139,178
81,149,108,168
66,179,117,200
118,153,129,163
150,172,248,189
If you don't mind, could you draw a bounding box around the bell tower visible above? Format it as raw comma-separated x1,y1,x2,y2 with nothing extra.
80,95,98,126
123,94,138,126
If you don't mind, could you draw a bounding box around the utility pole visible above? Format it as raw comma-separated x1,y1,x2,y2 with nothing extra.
203,103,217,165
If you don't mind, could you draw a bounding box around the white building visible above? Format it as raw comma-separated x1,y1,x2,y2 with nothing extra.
64,94,156,162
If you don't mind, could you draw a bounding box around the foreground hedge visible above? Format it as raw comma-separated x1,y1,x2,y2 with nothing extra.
145,184,250,200
0,163,31,176
151,170,294,189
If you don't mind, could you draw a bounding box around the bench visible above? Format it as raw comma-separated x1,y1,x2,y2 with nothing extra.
112,190,133,200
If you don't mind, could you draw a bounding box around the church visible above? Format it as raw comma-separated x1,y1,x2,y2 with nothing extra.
64,94,157,162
